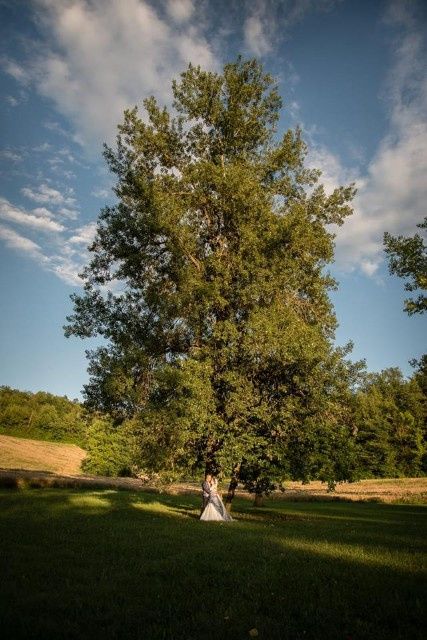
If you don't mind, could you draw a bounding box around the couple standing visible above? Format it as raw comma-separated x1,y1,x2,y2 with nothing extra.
200,473,233,521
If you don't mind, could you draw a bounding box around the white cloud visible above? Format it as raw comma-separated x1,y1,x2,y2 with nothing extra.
53,256,87,285
0,198,92,285
10,0,216,152
243,0,341,58
47,156,64,166
32,142,52,152
57,168,76,181
244,13,272,57
0,227,85,286
307,1,427,276
91,187,110,199
0,224,47,261
58,148,76,163
32,206,55,217
0,148,23,162
1,57,30,84
0,197,65,232
360,259,380,277
43,120,75,140
58,206,79,219
69,222,97,245
5,95,19,107
308,145,361,197
21,183,76,206
166,0,194,23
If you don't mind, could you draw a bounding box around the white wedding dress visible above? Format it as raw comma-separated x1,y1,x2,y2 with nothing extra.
200,480,233,522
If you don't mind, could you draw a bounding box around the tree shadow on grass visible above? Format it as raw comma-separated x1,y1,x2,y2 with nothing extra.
0,487,426,640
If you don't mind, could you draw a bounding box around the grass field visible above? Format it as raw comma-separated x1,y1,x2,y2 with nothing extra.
0,434,85,475
0,488,426,640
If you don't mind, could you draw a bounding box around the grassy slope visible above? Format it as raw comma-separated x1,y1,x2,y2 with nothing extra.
0,489,425,640
0,434,86,475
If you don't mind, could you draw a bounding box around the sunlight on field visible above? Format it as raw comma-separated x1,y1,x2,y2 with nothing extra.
131,500,177,514
277,537,424,573
68,494,111,509
0,434,85,475
1,488,425,640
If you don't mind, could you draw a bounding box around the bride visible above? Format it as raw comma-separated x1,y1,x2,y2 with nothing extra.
200,476,233,522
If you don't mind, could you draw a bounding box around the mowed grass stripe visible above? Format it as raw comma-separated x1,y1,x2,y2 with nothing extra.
0,489,426,640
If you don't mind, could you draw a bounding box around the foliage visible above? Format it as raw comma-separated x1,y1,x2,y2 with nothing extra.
353,368,426,477
382,218,427,476
81,416,136,477
384,216,427,315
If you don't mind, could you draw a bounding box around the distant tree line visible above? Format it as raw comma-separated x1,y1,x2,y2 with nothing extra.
0,387,86,445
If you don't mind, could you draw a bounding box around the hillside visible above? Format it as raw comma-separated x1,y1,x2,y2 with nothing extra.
0,434,86,475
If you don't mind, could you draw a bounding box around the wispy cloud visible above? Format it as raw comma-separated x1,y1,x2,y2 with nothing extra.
166,0,194,23
2,0,424,286
43,120,76,141
4,0,217,152
243,0,341,57
0,228,87,286
0,197,95,285
21,183,76,207
0,57,30,84
0,224,47,261
57,206,79,220
5,95,19,107
31,206,55,217
244,10,273,57
306,0,427,276
32,142,52,152
2,0,337,164
91,187,110,199
68,222,97,245
0,148,23,162
0,197,65,232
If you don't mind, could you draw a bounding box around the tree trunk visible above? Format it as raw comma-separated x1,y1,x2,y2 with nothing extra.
254,493,264,507
26,410,34,433
225,463,240,511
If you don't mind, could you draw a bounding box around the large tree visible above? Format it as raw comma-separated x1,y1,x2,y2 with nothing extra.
64,58,357,502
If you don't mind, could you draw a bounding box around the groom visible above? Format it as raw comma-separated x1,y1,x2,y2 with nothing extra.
201,473,212,514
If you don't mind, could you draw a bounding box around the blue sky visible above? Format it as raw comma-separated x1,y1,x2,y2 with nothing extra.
0,0,426,400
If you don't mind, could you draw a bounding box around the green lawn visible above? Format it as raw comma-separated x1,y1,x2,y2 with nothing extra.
0,489,426,640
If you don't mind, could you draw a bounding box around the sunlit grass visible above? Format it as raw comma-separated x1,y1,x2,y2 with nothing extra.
0,488,426,640
68,494,111,509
